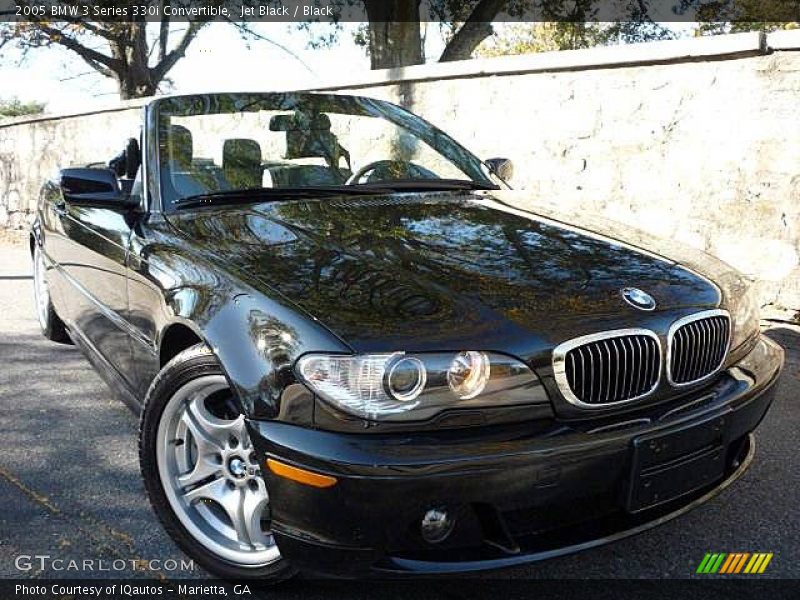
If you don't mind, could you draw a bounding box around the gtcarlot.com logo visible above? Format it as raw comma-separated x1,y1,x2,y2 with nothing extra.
15,554,195,572
696,552,773,575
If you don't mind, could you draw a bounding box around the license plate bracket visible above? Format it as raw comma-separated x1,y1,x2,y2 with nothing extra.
626,413,729,513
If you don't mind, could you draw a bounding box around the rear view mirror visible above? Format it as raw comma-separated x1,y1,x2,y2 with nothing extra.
60,168,138,209
485,157,514,182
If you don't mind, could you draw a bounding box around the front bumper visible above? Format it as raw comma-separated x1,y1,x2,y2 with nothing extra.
248,335,784,577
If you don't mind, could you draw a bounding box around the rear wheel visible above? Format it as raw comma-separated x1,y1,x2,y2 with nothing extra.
139,344,294,581
32,244,71,344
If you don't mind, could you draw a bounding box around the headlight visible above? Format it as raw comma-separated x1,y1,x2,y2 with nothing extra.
386,356,427,402
296,351,542,421
447,351,490,399
728,280,760,350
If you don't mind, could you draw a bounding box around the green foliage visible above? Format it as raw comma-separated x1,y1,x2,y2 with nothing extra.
476,20,674,56
683,0,800,35
0,97,45,118
474,0,676,55
296,21,346,49
696,20,800,35
298,0,680,67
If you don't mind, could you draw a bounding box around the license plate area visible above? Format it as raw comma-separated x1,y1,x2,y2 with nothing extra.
626,413,729,513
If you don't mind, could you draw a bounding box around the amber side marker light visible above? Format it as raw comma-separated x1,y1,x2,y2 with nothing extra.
266,458,338,488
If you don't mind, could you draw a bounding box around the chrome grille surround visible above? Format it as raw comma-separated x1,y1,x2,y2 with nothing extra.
553,329,662,409
667,309,731,387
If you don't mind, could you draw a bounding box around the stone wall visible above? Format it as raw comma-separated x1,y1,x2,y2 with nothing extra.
0,106,143,228
2,31,799,317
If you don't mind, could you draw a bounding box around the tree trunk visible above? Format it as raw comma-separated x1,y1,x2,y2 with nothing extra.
439,0,505,62
116,75,158,100
115,21,156,99
439,21,493,62
364,0,423,69
16,20,207,101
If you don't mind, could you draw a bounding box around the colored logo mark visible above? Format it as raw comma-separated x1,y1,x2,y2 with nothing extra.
696,553,773,574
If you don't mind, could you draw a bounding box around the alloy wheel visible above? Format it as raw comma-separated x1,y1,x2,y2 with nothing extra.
155,375,280,567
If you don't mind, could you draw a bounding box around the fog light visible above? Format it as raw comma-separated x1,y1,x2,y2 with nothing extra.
421,507,454,543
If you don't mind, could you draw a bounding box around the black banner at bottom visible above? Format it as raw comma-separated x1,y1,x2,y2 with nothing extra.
2,579,800,600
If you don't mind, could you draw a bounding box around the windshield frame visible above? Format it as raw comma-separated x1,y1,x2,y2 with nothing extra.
152,92,496,213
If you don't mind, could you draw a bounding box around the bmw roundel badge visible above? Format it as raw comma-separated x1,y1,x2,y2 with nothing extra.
621,287,657,311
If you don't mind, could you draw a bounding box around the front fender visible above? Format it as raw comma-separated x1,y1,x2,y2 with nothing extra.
197,290,351,420
134,229,351,421
147,248,351,424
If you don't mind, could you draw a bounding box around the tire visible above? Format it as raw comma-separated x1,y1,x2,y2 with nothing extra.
139,344,295,581
32,244,71,344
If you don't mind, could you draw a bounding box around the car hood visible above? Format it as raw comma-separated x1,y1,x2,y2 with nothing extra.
166,191,732,360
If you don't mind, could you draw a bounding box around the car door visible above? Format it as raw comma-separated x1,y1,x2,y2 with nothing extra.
57,180,137,388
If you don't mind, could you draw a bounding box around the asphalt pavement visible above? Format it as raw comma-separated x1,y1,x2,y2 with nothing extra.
0,239,798,596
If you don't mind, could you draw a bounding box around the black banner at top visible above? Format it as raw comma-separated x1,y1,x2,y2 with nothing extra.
2,0,799,24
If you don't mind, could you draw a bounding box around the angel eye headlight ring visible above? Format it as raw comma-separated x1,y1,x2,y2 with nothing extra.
385,356,427,402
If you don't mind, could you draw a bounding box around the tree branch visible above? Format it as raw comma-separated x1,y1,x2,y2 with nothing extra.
228,20,316,74
60,19,125,44
438,0,505,62
59,69,98,82
152,20,205,81
159,2,170,62
36,24,120,76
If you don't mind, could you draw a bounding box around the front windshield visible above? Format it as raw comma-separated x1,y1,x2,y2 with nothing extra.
155,93,496,209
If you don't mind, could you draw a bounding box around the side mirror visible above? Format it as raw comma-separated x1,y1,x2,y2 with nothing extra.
59,168,138,209
485,157,514,182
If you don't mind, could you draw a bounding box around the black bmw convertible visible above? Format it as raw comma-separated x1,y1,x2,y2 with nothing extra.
31,92,783,580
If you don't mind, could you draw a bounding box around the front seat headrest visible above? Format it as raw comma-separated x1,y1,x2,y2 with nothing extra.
167,124,193,168
108,137,141,179
223,138,263,190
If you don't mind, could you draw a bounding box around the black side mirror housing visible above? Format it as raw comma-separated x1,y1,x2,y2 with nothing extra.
59,168,139,209
485,157,514,182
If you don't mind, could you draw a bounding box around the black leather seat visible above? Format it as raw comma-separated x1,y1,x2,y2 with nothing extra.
162,125,222,201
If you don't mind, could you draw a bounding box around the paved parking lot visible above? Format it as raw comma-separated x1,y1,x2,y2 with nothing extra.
1,239,798,595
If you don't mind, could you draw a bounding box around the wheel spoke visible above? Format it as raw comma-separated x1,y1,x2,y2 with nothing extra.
179,410,222,468
184,396,247,451
183,476,228,505
242,480,269,548
178,453,222,489
188,482,249,548
177,397,239,488
225,488,251,547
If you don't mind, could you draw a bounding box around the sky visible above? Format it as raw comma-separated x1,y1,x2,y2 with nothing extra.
0,23,447,113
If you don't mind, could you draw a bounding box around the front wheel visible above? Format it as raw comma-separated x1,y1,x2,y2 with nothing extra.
139,344,294,581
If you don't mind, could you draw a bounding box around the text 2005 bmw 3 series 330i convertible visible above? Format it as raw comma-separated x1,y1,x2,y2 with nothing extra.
30,93,783,580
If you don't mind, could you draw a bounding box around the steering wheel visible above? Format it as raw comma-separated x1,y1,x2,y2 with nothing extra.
345,160,437,185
